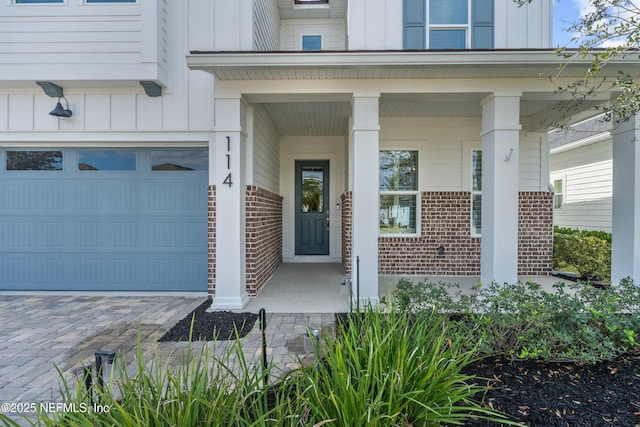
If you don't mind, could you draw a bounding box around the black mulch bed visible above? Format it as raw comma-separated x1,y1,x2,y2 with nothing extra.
465,355,640,427
158,299,258,342
161,308,640,425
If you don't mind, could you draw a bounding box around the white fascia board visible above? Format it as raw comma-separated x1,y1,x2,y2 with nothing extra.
187,50,636,73
188,50,560,67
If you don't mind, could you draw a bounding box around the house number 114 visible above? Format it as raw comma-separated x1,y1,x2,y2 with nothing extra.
223,136,233,187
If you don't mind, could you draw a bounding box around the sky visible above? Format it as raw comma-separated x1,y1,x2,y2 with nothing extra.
553,0,584,47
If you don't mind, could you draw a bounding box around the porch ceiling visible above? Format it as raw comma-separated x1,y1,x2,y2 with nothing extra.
259,91,609,136
190,51,637,133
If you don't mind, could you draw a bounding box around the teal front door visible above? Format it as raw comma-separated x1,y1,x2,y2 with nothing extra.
295,160,330,255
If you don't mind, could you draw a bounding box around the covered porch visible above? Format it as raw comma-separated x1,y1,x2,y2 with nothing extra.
187,50,640,310
240,262,572,313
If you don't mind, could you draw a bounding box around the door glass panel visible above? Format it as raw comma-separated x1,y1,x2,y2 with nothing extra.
300,166,324,212
6,151,63,171
78,150,136,171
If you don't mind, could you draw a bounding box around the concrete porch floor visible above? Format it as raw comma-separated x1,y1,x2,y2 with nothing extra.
241,263,571,313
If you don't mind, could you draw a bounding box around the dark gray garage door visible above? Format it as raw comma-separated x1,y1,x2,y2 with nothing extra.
0,147,208,291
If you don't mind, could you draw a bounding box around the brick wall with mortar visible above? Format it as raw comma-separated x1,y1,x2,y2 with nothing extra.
245,186,284,296
379,192,482,275
341,191,553,277
518,191,554,275
208,186,216,295
341,191,352,274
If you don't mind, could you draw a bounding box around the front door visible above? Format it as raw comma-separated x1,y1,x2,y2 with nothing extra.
295,160,330,255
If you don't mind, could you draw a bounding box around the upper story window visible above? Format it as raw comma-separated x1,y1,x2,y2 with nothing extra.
429,0,468,49
302,35,322,51
295,0,328,3
404,0,494,50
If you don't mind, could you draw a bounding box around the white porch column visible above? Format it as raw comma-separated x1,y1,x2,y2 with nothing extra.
351,93,380,305
480,93,521,284
611,114,640,284
210,94,249,309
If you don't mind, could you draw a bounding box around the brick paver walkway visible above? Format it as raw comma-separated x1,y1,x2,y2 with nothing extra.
0,296,335,425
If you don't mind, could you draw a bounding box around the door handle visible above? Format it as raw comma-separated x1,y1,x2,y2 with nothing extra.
325,210,330,230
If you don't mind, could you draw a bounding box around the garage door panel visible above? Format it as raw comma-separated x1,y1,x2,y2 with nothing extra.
0,147,208,291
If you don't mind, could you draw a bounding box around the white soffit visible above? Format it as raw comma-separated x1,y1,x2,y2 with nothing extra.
187,50,639,81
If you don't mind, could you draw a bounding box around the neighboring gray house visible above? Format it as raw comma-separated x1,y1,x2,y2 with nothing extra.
550,116,613,233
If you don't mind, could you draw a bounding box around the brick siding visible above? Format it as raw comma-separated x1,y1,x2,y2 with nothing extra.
379,192,481,275
518,191,554,275
341,191,352,274
341,191,553,277
208,185,216,295
245,186,284,296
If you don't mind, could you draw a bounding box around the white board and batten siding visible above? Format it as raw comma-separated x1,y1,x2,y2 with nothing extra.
346,0,552,50
551,139,613,232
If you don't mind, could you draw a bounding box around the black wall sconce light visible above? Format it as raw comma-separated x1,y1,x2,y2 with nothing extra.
36,81,73,119
437,245,446,256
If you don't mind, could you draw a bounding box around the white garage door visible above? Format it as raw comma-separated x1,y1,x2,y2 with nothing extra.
0,148,208,291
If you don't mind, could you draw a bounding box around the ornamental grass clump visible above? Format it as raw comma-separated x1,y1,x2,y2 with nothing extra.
36,326,281,426
287,305,519,426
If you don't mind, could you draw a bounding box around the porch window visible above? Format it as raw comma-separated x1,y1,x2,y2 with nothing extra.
471,149,482,236
552,176,565,210
379,151,418,235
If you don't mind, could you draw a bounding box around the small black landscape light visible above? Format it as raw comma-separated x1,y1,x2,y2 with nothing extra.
94,350,117,390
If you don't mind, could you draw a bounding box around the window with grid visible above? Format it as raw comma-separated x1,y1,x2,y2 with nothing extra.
471,149,482,236
379,151,419,235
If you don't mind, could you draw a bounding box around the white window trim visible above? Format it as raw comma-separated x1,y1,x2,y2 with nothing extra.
469,146,482,238
425,0,472,48
378,148,421,238
301,34,323,51
551,174,566,212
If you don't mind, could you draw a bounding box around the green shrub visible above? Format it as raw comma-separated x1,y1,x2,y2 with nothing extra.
392,278,640,363
553,228,611,281
554,226,612,244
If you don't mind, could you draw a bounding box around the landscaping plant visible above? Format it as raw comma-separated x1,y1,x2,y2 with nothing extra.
36,326,280,426
31,307,519,426
288,305,520,426
553,226,612,281
393,278,640,363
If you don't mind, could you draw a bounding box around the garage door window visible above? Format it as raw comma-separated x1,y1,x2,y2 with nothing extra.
6,151,63,171
151,149,208,171
78,150,136,171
